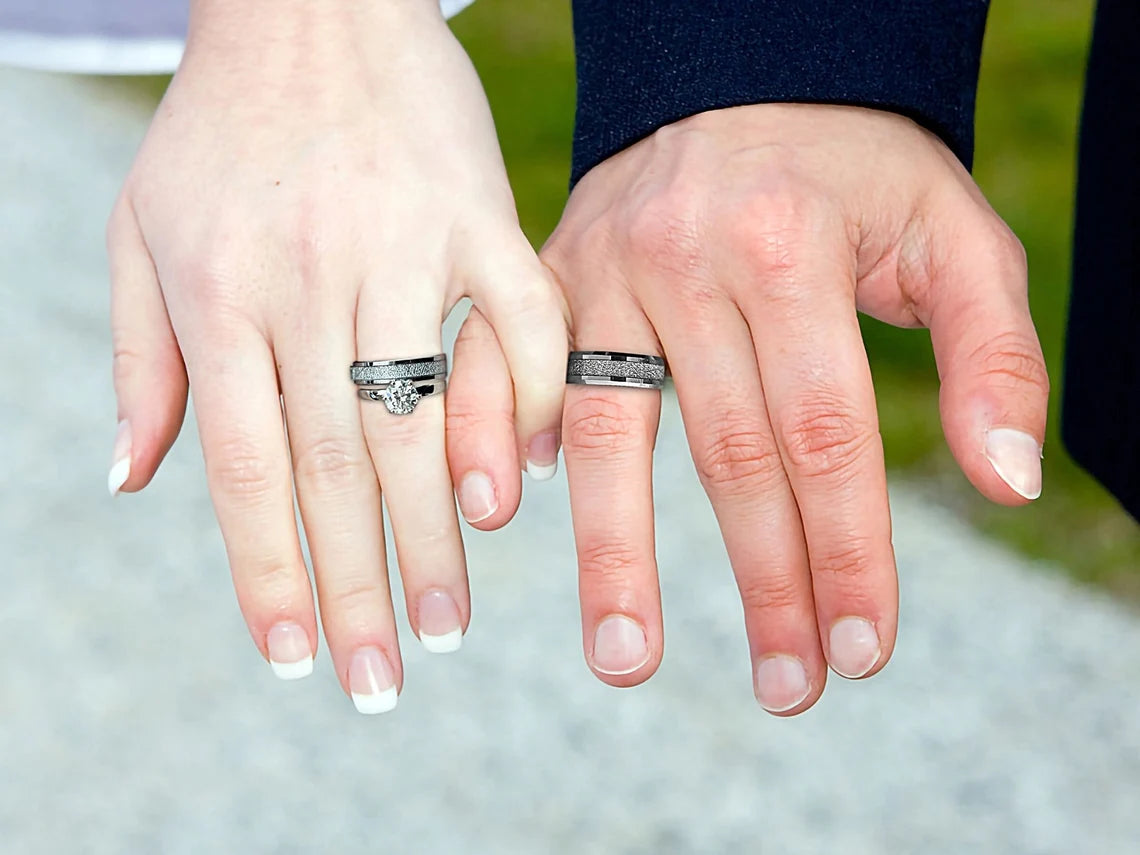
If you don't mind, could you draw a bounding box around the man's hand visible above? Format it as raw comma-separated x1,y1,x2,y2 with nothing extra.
538,104,1046,713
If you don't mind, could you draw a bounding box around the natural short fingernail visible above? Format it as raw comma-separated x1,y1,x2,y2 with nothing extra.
349,646,398,715
457,471,498,523
108,419,132,497
828,617,882,679
590,614,649,676
526,430,560,481
754,655,811,713
985,427,1043,500
266,621,313,680
417,590,463,653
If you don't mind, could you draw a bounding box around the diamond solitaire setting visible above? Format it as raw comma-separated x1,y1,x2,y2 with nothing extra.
381,379,421,415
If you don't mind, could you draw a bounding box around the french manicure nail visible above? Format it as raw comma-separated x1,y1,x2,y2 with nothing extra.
754,655,811,713
984,427,1043,500
349,646,398,715
828,617,882,679
107,420,132,497
591,614,650,676
457,471,498,523
526,431,560,481
266,621,313,680
417,590,463,653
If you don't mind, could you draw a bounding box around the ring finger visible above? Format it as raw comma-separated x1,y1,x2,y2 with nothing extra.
356,284,470,656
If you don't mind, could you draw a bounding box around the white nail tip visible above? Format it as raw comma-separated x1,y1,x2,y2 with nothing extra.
461,505,496,525
526,460,557,482
352,687,398,715
420,628,463,654
269,656,314,680
984,428,1043,500
107,457,131,497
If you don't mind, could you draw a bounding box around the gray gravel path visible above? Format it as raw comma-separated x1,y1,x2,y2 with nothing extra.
2,68,1138,855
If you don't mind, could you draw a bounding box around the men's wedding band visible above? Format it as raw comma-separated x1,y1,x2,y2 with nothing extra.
566,351,666,389
351,354,448,415
350,354,447,385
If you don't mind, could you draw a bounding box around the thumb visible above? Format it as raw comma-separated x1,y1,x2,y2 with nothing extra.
106,197,188,496
916,207,1049,505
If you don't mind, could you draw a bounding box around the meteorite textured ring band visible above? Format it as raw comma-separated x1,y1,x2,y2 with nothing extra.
566,351,667,389
351,354,448,415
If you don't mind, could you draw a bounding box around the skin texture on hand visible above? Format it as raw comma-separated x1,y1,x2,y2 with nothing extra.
106,0,567,712
534,103,1048,714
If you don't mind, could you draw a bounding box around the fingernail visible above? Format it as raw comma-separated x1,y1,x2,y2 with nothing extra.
416,590,463,654
107,420,132,497
266,621,313,680
828,617,882,679
526,430,560,481
984,427,1043,500
457,470,498,523
349,646,398,715
590,614,649,676
754,654,811,713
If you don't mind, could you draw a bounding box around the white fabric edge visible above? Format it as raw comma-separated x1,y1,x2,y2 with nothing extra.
0,33,186,75
0,0,477,75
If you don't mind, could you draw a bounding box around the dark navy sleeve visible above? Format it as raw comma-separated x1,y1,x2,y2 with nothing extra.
570,0,991,185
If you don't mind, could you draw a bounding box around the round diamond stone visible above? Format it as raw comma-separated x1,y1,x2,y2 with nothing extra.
381,379,421,415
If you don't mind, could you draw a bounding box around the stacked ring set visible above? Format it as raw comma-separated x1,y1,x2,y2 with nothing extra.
351,350,665,416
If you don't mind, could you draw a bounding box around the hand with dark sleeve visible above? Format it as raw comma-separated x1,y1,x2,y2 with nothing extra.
510,1,1044,713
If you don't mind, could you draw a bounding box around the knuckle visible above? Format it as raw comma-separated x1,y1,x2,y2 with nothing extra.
625,193,706,277
737,571,804,614
563,395,646,457
810,539,880,584
291,435,370,492
984,219,1028,272
693,413,784,494
777,401,876,481
971,331,1050,397
327,575,385,616
111,337,146,388
729,183,827,271
244,563,301,603
445,406,513,441
577,539,643,585
364,410,427,451
500,271,561,323
206,437,281,501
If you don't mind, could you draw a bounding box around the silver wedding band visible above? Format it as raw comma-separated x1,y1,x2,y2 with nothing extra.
351,354,448,415
566,351,666,389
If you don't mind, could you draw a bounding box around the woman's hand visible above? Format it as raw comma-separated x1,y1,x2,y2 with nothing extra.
525,104,1046,713
107,0,567,712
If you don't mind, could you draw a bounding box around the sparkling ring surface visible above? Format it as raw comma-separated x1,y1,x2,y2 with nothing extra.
566,351,666,389
350,354,447,385
352,354,448,415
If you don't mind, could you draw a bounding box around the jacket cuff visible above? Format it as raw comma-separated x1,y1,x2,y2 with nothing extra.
571,0,990,185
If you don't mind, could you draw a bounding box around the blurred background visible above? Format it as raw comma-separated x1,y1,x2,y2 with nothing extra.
0,1,1137,853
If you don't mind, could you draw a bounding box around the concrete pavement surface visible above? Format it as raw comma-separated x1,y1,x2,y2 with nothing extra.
1,68,1138,854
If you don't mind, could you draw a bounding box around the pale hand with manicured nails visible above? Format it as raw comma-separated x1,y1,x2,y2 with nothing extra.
106,0,567,712
542,103,1049,714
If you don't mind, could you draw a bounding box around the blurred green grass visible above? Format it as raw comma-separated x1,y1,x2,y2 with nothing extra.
451,0,1138,592
128,0,1138,590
